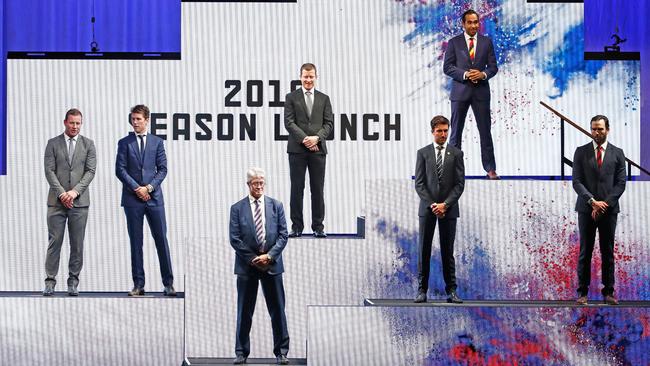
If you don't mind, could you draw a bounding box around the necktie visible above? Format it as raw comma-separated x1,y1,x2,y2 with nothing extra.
305,91,313,118
436,145,444,181
254,200,266,252
597,146,603,168
468,37,475,62
68,138,75,162
138,135,145,158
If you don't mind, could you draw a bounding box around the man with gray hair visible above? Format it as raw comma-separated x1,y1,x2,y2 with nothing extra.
229,168,290,364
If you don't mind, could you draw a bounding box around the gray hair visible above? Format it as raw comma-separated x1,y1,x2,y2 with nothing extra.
246,167,266,183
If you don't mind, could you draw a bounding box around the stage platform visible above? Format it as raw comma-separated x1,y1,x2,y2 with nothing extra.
0,296,183,366
308,303,650,365
364,298,650,308
0,291,185,298
184,357,307,365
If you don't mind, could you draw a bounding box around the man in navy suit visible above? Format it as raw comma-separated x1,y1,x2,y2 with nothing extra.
572,115,626,305
284,63,334,238
230,167,290,365
414,116,465,304
116,104,175,297
443,9,499,179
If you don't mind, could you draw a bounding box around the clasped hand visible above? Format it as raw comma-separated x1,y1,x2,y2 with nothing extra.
59,190,79,209
591,200,608,220
302,136,320,152
134,186,151,202
431,202,447,218
467,69,484,83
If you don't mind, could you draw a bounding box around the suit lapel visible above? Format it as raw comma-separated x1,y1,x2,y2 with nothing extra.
311,91,323,121
58,134,72,167
264,198,274,242
425,145,439,184
462,35,472,65
442,148,454,179
130,134,143,164
242,199,257,245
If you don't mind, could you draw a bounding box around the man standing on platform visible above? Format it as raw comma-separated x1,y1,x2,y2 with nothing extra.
572,115,626,305
43,108,96,296
116,104,175,297
229,168,290,365
284,63,333,238
443,9,499,180
414,116,465,304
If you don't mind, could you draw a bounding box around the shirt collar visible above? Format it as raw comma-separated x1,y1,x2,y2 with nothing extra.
433,141,448,150
592,140,608,150
302,86,315,95
249,194,265,205
65,134,78,141
464,32,477,41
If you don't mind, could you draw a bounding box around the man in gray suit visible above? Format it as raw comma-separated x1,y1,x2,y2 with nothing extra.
573,115,626,305
284,63,334,238
414,115,465,304
43,108,97,296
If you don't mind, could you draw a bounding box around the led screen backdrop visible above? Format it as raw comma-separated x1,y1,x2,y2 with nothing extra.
0,0,646,361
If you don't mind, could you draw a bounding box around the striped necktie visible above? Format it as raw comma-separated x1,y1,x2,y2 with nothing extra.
469,37,475,62
596,146,603,168
254,200,266,252
436,145,444,181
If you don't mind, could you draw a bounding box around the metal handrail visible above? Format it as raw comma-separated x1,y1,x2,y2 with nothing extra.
539,101,650,179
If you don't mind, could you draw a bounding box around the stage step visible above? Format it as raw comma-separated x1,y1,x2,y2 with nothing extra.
184,357,307,365
364,298,650,308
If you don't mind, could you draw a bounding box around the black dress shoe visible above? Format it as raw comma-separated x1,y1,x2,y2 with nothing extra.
128,287,145,296
43,283,55,296
163,285,177,297
313,231,327,238
68,284,79,296
276,354,289,365
288,231,302,238
447,291,463,304
233,355,247,364
414,292,427,303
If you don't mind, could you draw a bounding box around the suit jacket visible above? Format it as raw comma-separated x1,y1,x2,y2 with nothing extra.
284,88,334,154
115,132,167,207
443,33,498,101
44,134,96,207
230,196,289,276
415,144,465,218
572,142,626,214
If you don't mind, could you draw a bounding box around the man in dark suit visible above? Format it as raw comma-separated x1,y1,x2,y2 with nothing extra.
414,116,465,304
443,9,499,180
116,104,175,297
284,63,334,238
43,108,96,296
572,115,626,305
229,168,290,365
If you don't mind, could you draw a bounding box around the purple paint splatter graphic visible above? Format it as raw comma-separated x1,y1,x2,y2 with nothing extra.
371,210,650,364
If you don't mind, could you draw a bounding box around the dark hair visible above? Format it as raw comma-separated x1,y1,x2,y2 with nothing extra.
461,9,479,23
131,104,150,120
300,63,317,75
65,108,83,121
430,115,450,130
590,114,609,129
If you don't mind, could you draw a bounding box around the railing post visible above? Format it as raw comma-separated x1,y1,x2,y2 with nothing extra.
560,118,564,180
628,161,632,181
